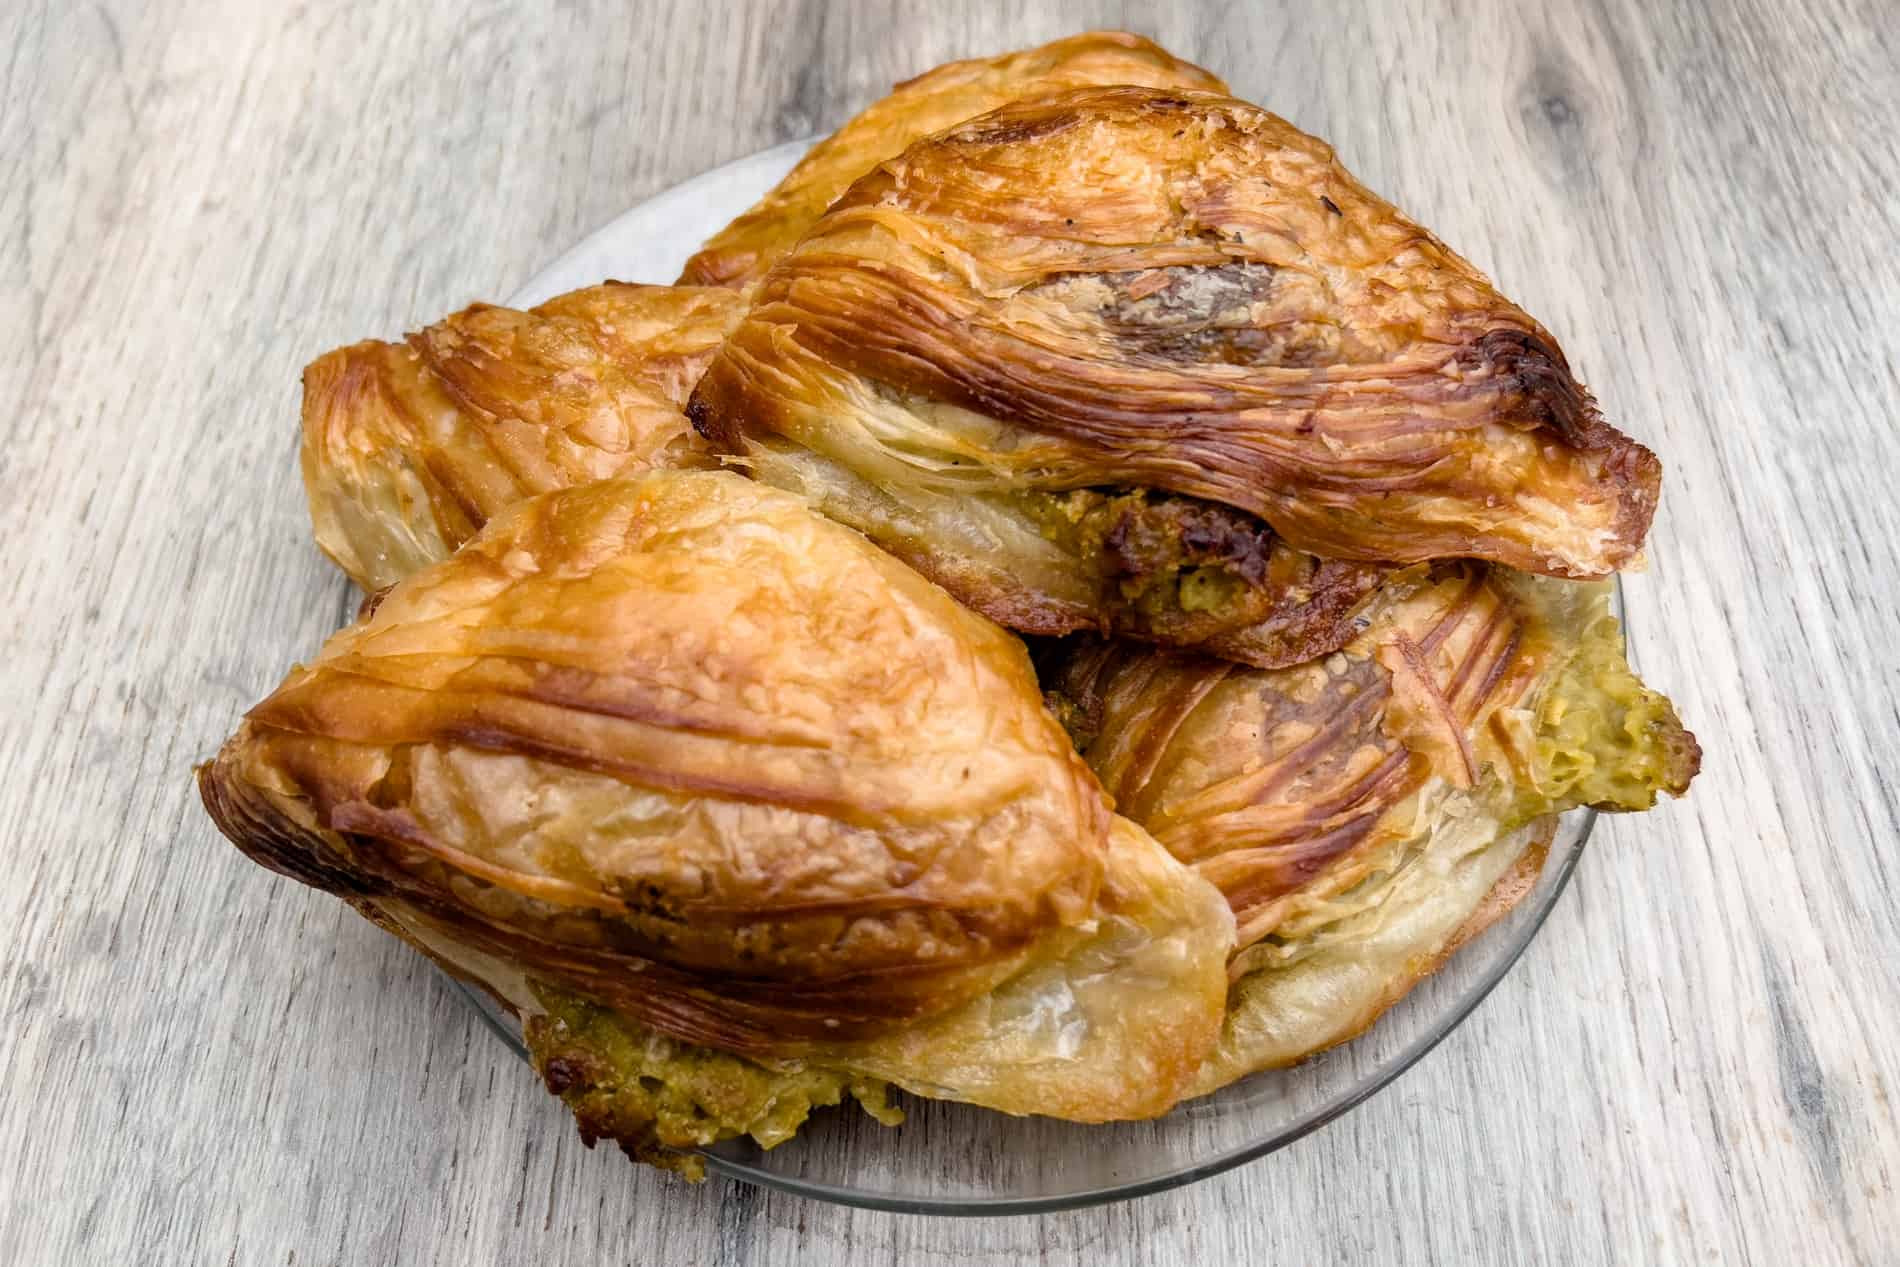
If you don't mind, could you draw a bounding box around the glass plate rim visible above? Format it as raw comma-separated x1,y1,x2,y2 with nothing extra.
455,809,1592,1216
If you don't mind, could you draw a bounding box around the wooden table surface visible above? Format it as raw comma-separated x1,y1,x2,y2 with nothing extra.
6,1,1896,1262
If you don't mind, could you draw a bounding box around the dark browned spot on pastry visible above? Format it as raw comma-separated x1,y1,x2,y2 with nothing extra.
1658,719,1703,797
356,585,394,621
1439,327,1662,569
685,393,733,448
1031,263,1349,368
1101,262,1276,324
949,109,1085,147
1031,261,1273,330
1453,328,1600,446
1199,555,1392,669
1129,92,1204,114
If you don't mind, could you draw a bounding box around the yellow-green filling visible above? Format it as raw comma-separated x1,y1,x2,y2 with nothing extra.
1506,604,1700,820
1023,487,1272,639
523,983,902,1180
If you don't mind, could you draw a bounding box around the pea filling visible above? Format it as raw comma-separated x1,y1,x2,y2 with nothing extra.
523,984,901,1180
1025,487,1278,642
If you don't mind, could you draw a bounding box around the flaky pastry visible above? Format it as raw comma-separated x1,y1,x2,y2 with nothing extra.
677,32,1225,287
302,282,742,589
207,32,1701,1184
201,472,1233,1172
1041,567,1698,1084
693,87,1660,661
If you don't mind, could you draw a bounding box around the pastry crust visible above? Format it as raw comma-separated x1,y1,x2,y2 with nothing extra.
692,87,1662,656
301,282,743,590
1187,816,1555,1091
1041,566,1698,1085
677,32,1225,288
200,33,1705,1171
1046,568,1696,954
201,471,1234,1119
1442,825,1554,960
1046,567,1546,950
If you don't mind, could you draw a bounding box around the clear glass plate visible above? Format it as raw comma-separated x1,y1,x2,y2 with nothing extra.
451,140,1602,1214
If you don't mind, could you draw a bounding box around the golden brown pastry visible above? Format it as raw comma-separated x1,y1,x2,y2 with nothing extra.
1040,565,1698,1085
211,33,1704,1183
201,471,1233,1171
677,32,1226,288
692,87,1662,662
302,282,743,590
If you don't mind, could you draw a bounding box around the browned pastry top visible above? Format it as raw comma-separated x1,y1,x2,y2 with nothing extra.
202,472,1114,1052
1048,566,1543,950
1045,565,1698,959
302,282,743,589
693,86,1660,583
677,32,1226,287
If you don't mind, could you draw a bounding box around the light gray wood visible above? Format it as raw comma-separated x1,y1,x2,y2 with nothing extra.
3,0,1895,1261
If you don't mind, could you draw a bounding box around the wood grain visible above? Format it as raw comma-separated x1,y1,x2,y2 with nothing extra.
3,0,1895,1262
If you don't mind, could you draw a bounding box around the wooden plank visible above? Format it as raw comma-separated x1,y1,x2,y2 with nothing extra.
1,0,1893,1262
